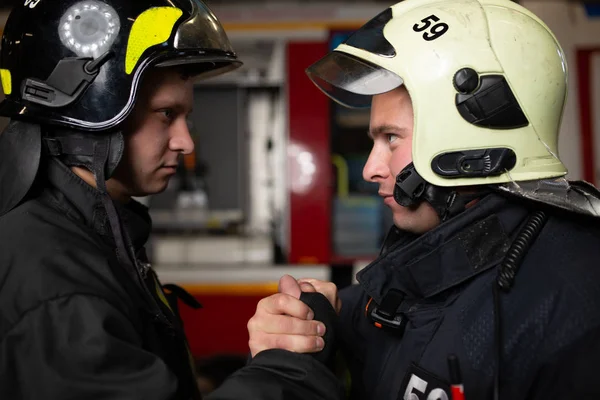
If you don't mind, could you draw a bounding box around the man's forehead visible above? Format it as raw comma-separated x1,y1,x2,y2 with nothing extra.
143,67,191,89
372,85,411,104
143,71,193,102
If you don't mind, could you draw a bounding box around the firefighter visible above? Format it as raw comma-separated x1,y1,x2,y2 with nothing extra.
248,0,600,398
0,1,341,399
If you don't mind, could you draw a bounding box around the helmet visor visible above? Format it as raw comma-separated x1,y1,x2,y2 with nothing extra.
306,51,403,108
155,53,242,80
155,0,242,78
173,0,235,54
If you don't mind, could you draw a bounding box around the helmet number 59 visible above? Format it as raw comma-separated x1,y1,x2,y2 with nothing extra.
24,0,42,8
412,15,449,41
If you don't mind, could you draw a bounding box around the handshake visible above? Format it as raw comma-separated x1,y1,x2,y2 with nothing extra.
247,275,342,360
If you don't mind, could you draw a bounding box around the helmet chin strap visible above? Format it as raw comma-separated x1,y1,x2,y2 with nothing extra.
91,138,137,269
393,162,485,222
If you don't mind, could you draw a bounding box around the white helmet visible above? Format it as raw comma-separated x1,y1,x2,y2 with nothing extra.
306,0,568,189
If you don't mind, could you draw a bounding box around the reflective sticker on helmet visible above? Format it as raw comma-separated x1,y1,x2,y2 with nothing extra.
125,7,183,75
24,0,42,9
0,69,11,95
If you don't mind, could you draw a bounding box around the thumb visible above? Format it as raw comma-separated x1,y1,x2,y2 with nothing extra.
299,281,317,293
278,274,302,299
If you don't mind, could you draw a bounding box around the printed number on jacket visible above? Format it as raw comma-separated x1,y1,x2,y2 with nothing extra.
401,364,451,400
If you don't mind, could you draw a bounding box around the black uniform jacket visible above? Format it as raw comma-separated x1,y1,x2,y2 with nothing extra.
0,157,344,400
339,193,600,400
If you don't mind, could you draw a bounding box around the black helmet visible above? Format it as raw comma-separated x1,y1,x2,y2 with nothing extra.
0,0,241,218
0,0,242,132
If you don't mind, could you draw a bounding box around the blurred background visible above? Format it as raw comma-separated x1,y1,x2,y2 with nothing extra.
1,0,600,394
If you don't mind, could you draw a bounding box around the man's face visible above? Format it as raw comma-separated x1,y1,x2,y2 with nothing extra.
363,86,440,234
109,68,195,199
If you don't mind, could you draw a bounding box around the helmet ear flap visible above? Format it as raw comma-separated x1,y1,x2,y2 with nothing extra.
106,131,124,179
42,129,124,179
0,121,42,216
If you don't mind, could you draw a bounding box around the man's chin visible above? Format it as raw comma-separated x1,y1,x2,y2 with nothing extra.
146,185,169,196
393,207,441,234
132,181,169,197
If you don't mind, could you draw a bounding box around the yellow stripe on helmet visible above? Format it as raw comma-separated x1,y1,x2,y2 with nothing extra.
0,69,12,95
125,7,183,75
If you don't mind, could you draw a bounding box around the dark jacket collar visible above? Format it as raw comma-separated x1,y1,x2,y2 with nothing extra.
357,194,530,304
43,157,151,252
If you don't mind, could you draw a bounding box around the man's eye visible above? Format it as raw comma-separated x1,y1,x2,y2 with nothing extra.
160,109,174,119
386,134,398,143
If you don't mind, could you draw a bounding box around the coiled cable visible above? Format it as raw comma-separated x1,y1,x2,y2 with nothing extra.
493,210,548,400
497,211,548,291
